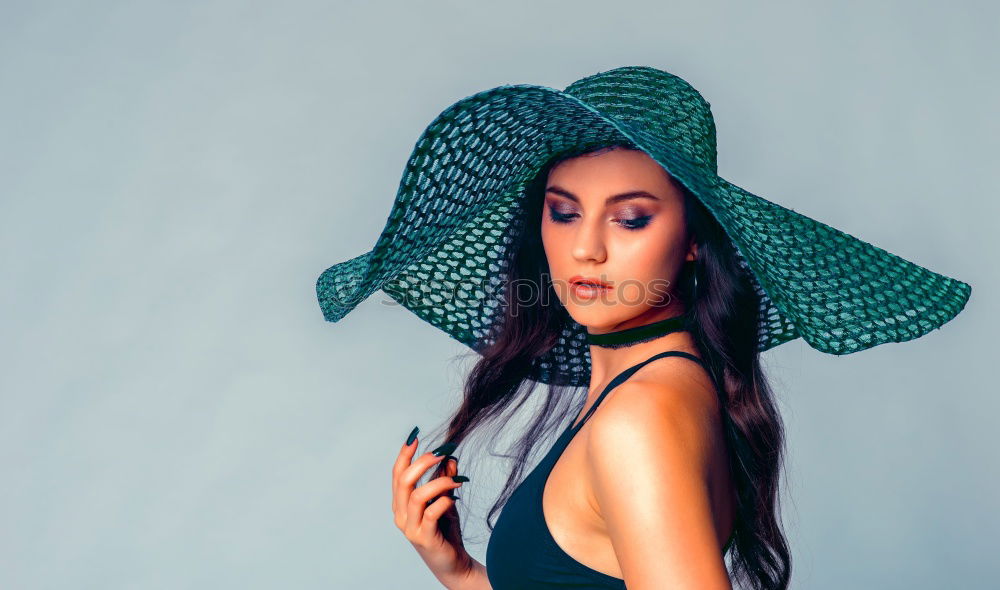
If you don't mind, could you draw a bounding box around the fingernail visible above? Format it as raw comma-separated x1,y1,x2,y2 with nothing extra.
431,441,458,456
405,426,419,446
444,455,458,467
451,475,469,483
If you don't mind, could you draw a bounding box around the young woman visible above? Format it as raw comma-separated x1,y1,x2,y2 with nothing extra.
318,66,971,590
397,143,751,590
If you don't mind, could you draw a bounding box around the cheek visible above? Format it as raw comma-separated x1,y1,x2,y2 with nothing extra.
540,223,563,266
611,226,677,268
609,230,685,299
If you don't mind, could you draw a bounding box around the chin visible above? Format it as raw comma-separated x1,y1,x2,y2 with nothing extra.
561,301,638,330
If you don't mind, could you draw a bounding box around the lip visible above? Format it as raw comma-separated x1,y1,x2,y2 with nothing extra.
568,275,612,289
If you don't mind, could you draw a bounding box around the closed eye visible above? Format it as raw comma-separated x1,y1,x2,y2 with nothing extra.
547,206,653,231
548,208,577,224
618,215,653,230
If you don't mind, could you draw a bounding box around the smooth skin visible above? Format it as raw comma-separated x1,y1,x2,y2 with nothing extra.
392,147,735,590
391,440,486,589
542,147,734,589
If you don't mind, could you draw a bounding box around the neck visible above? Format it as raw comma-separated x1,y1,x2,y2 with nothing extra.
584,309,698,393
586,312,688,348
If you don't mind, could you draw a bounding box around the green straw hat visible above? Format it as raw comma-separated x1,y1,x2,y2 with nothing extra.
315,65,972,387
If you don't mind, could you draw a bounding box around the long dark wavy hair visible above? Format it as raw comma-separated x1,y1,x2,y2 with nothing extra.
426,143,792,590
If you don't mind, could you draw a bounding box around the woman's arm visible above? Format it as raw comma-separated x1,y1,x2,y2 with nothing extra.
443,558,492,590
586,379,732,590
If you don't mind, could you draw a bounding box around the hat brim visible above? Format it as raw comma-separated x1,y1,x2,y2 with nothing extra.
316,83,971,384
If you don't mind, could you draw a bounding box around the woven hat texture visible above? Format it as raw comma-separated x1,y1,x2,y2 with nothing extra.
316,65,972,387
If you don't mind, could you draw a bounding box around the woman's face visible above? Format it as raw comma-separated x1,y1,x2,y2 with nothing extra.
540,147,696,331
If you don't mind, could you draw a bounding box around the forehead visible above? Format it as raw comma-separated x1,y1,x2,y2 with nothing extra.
546,148,680,200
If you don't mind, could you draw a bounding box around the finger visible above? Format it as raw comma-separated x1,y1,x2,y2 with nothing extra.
405,475,464,536
391,427,421,491
401,440,457,483
391,428,427,516
394,441,458,524
393,453,446,502
419,494,457,537
398,442,457,492
443,457,459,497
444,456,458,478
394,451,447,519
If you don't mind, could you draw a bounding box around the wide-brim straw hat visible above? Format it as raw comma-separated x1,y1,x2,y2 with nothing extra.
315,65,972,387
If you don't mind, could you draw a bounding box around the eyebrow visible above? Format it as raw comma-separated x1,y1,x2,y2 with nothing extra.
544,185,662,205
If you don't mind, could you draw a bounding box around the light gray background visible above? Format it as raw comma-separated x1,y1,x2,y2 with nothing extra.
1,1,995,588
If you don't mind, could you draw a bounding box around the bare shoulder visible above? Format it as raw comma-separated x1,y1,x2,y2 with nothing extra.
595,355,721,431
585,357,722,473
582,358,733,587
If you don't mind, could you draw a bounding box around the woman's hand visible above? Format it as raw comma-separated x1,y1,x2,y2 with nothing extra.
392,427,473,588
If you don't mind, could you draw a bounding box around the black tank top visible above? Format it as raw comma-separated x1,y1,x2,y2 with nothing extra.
485,350,733,589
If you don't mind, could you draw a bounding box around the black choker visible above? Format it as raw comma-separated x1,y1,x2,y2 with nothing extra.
586,313,689,349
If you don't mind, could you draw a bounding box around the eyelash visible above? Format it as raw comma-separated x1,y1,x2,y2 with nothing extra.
547,208,653,231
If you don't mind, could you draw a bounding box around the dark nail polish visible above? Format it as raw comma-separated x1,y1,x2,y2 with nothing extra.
444,454,458,466
431,441,458,456
451,475,469,483
405,426,419,446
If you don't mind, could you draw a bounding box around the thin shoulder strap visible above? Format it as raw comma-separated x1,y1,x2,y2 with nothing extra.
570,350,709,434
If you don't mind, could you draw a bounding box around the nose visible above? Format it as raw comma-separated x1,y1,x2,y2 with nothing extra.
571,218,607,263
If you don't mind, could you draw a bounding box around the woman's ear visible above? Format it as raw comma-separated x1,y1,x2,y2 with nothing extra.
685,239,698,262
